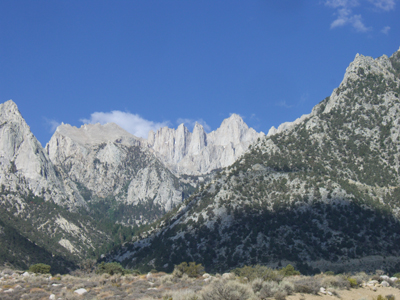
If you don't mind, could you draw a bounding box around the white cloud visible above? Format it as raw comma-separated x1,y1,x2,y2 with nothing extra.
325,0,359,9
381,25,391,34
44,118,61,133
176,118,211,132
81,111,170,139
350,14,369,31
369,0,395,11
328,4,369,31
325,0,394,32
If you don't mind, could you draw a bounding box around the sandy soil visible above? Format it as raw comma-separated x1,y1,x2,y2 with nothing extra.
287,286,400,300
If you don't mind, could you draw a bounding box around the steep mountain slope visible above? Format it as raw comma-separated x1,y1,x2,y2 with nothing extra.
0,100,113,269
0,100,84,208
46,123,195,226
107,48,400,274
147,114,264,175
0,98,263,270
46,114,263,226
0,217,75,274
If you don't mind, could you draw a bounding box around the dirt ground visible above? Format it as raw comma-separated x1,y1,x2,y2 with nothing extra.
287,286,400,300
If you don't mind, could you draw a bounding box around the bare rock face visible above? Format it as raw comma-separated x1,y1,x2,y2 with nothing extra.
147,114,264,175
0,100,83,207
267,114,310,136
46,122,189,225
0,100,107,263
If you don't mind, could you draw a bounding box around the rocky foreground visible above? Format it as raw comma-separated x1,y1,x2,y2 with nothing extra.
0,267,400,300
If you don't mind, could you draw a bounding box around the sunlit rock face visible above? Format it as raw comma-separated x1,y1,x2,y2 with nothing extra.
0,100,83,207
147,113,265,175
46,122,188,225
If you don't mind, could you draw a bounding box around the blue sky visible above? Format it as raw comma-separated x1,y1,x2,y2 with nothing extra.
1,0,399,145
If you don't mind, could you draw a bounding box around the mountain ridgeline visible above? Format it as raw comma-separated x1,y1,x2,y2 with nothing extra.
106,48,400,274
0,100,261,271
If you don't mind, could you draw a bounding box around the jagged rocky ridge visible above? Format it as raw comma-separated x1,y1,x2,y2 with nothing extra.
146,114,264,175
0,99,263,269
0,101,113,271
45,113,262,226
106,48,400,274
46,122,194,226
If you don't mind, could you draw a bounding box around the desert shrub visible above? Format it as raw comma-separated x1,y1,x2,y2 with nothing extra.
77,258,97,274
95,262,130,275
377,295,385,300
201,279,254,300
347,277,358,288
393,273,400,278
321,275,351,289
279,280,295,295
353,272,369,283
392,280,400,289
163,289,200,300
293,277,321,294
258,280,294,299
173,262,205,278
274,291,287,300
386,295,395,300
252,278,264,293
279,264,300,277
259,281,279,298
233,265,283,282
325,271,335,275
29,263,51,274
131,269,141,275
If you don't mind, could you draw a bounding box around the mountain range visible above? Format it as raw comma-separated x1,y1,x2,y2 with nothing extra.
1,47,400,275
105,47,400,275
0,100,261,271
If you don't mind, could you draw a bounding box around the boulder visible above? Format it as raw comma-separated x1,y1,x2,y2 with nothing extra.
367,280,379,286
381,280,390,287
222,272,235,280
74,288,88,295
380,275,390,281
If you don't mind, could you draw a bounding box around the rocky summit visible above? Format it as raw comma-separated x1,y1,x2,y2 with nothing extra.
0,100,111,272
146,113,264,175
46,121,195,226
106,48,400,274
0,98,263,271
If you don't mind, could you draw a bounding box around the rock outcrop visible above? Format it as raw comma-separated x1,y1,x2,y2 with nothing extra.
0,100,109,265
46,122,192,225
147,114,264,175
0,100,84,207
